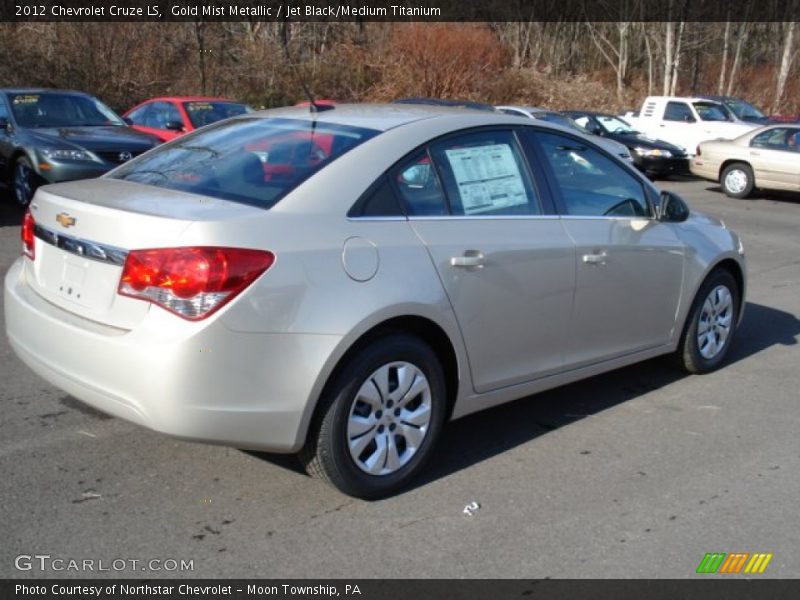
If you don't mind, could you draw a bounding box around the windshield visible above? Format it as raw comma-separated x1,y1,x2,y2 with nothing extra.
693,102,731,122
596,115,638,134
110,117,379,209
724,98,766,120
9,93,125,128
183,101,253,128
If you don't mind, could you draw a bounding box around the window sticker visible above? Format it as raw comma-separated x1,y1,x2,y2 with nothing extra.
444,144,528,214
12,95,39,105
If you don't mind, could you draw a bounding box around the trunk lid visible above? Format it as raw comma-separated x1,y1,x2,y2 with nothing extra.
26,178,262,330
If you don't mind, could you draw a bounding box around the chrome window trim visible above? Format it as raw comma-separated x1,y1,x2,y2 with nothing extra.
346,216,408,222
34,224,129,266
558,215,657,221
406,215,561,221
348,215,654,222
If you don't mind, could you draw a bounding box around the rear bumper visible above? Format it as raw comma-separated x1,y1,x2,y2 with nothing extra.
4,258,340,452
689,159,720,182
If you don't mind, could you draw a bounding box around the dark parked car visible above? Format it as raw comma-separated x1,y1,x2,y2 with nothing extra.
697,95,771,125
0,89,159,205
565,110,689,178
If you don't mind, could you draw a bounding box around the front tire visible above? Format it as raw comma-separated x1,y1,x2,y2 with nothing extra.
721,163,754,199
301,334,447,499
12,156,39,206
677,269,740,374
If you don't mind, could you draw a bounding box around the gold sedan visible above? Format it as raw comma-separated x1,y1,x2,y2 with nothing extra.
691,124,800,198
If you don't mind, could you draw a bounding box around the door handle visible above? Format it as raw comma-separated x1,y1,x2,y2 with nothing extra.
451,251,484,268
582,251,608,265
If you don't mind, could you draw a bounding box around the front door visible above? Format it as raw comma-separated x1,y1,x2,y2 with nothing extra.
529,129,686,368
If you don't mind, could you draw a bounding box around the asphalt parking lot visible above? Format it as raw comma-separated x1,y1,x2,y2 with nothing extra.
1,178,798,579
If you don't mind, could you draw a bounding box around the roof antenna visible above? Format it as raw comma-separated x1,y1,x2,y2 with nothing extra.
301,80,334,113
280,21,333,114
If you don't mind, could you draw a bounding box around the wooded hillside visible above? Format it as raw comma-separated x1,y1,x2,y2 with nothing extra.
0,21,797,116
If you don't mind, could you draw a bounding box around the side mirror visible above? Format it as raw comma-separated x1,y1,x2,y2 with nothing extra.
683,114,696,123
122,117,134,126
165,120,185,132
0,116,9,131
588,124,603,135
658,190,690,222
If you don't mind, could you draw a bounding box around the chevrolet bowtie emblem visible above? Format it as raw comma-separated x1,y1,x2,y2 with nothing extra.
56,212,76,228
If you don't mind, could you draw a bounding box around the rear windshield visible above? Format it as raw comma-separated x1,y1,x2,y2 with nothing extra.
183,101,252,128
110,117,379,209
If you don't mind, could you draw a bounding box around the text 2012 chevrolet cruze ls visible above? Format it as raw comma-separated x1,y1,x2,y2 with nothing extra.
4,105,746,498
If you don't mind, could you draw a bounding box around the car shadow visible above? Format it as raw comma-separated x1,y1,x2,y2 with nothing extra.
0,190,24,227
703,185,800,205
663,173,701,183
244,301,800,493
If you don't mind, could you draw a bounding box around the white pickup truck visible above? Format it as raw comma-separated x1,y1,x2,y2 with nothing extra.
624,96,759,156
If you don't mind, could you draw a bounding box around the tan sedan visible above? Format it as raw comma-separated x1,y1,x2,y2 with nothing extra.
691,124,800,198
5,105,747,498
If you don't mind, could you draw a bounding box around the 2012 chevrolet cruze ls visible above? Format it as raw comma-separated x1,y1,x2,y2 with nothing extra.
4,105,746,498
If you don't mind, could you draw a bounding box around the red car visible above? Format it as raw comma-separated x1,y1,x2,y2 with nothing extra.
123,96,252,142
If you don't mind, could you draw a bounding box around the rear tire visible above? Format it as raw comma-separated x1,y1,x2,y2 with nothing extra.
300,334,446,499
721,163,754,199
676,269,740,374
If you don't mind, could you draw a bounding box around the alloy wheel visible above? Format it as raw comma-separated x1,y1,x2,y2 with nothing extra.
346,361,432,476
696,285,734,360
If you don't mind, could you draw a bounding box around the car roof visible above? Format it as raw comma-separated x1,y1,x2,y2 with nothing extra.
645,96,724,104
496,105,548,114
0,88,92,96
141,96,241,103
697,95,746,102
566,111,623,118
246,103,520,132
392,97,497,112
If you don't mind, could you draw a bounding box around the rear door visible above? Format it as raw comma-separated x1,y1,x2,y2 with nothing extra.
748,127,800,189
526,129,685,368
399,128,576,393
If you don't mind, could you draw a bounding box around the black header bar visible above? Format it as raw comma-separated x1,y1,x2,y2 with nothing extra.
1,0,799,22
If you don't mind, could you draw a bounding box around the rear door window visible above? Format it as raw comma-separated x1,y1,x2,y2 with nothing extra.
391,150,448,216
751,127,798,151
428,130,542,216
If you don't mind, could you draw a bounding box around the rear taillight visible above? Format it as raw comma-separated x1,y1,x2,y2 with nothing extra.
118,247,274,320
22,209,35,259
